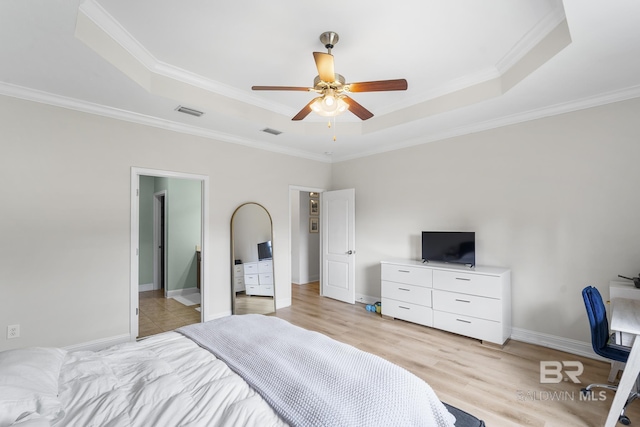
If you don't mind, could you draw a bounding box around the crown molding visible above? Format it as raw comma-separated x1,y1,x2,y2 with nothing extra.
2,80,638,164
332,84,640,162
77,0,295,117
0,81,330,163
495,0,567,74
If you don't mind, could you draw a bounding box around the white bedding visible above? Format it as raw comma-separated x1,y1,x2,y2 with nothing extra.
1,320,458,426
56,332,286,427
180,315,456,427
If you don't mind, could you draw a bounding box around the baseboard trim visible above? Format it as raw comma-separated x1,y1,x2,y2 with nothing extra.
203,310,231,322
511,327,605,361
62,333,131,352
356,293,379,305
166,287,199,298
276,297,292,310
138,282,154,292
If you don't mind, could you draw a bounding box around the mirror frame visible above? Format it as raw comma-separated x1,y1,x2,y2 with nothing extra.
230,202,275,315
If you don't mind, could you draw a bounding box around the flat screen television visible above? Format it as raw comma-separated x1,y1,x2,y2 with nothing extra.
257,240,272,261
421,231,475,267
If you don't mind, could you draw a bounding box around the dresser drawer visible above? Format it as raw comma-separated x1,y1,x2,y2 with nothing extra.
245,284,259,295
381,264,432,287
234,264,244,275
382,298,433,327
382,281,432,307
433,270,501,298
258,285,274,296
258,260,273,273
244,262,258,274
233,276,244,291
432,290,501,321
244,274,259,285
433,310,503,344
258,273,273,285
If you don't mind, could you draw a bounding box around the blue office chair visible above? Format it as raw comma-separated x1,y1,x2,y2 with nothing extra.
582,286,639,425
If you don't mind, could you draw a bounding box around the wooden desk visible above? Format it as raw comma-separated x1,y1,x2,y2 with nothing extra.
606,298,640,427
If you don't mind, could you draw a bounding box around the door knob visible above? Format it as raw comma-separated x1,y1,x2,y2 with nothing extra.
347,250,355,255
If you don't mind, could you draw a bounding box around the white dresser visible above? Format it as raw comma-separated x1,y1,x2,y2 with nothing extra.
233,264,245,293
381,260,511,345
244,260,274,296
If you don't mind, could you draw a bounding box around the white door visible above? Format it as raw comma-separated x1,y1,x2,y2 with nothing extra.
321,189,355,303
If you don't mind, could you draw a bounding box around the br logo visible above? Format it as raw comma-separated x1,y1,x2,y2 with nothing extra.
540,361,584,384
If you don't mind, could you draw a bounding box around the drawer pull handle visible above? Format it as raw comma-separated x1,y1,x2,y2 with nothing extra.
456,318,471,324
398,288,411,291
398,270,411,273
399,306,410,310
455,299,471,303
455,277,471,281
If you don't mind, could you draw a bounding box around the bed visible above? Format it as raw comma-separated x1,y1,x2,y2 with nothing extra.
0,314,485,427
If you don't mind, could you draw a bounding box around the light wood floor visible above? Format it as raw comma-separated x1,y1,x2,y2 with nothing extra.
234,292,276,315
274,282,640,427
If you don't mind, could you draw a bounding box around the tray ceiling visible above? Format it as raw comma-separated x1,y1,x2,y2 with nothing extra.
1,0,640,162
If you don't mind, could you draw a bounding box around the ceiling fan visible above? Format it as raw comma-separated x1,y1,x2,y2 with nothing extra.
252,31,408,121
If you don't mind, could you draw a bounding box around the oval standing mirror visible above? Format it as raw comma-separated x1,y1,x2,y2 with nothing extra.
231,202,275,315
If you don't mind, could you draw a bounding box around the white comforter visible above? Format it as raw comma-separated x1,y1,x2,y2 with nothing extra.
1,321,458,426
56,332,287,427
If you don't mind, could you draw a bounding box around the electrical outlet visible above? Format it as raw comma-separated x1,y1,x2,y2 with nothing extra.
7,324,20,339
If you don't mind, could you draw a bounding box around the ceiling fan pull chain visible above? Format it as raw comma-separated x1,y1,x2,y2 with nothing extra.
333,116,337,141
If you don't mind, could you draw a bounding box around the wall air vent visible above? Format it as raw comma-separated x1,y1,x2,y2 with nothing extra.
175,105,204,117
261,128,282,136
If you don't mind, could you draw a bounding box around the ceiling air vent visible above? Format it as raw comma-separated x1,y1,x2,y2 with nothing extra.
261,128,282,136
175,105,204,117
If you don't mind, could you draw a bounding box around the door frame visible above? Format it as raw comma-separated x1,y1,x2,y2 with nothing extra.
153,191,167,293
289,185,326,297
130,167,209,341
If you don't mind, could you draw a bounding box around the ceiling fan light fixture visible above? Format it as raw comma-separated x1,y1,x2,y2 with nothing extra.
324,94,335,107
311,93,348,117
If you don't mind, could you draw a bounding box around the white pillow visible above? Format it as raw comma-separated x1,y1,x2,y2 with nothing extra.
0,347,66,427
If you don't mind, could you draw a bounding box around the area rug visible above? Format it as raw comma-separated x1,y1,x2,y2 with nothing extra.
171,292,201,307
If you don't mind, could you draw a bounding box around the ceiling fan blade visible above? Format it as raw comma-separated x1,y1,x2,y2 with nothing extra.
292,98,320,121
252,86,311,91
313,52,335,83
346,79,408,92
342,96,374,121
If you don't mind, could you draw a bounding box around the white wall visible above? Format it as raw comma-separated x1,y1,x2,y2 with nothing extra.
2,92,639,351
0,94,332,351
331,97,640,344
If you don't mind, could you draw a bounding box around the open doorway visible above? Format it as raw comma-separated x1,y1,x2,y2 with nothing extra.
131,168,209,341
290,186,323,299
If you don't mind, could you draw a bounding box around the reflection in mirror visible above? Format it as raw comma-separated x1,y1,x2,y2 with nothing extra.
231,203,275,315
